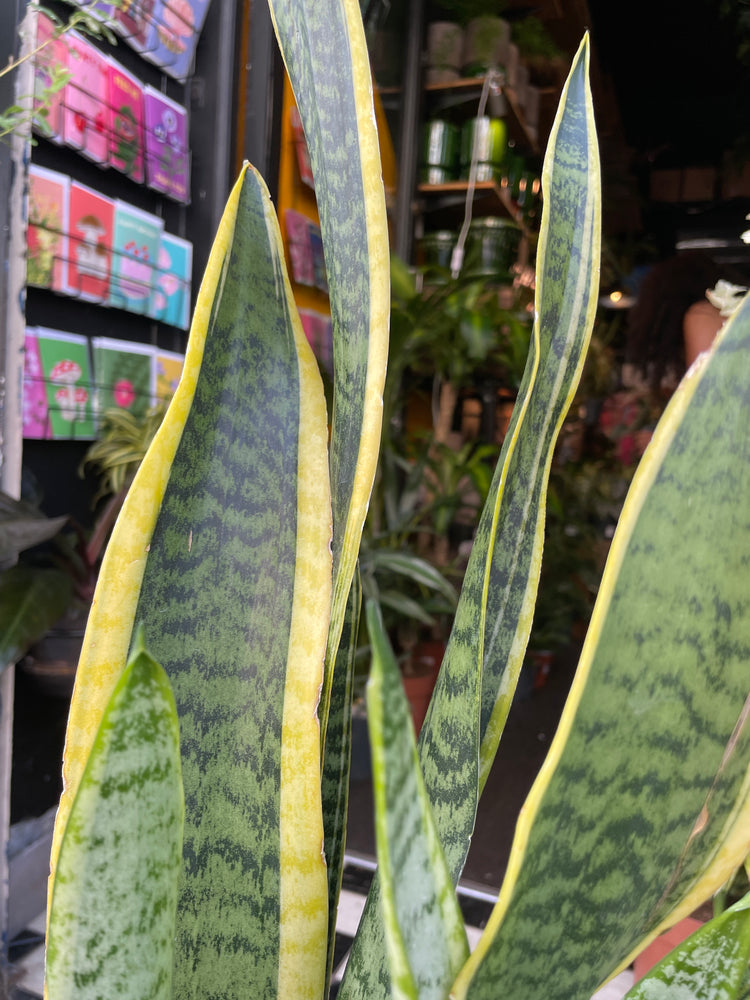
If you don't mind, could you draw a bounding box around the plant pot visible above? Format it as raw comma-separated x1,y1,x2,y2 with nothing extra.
425,21,464,83
21,607,89,699
632,916,704,981
403,640,444,734
462,16,510,78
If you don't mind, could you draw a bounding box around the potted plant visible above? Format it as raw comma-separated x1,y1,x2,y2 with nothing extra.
511,15,568,88
40,10,750,1000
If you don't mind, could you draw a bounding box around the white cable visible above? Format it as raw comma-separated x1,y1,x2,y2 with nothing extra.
451,68,503,279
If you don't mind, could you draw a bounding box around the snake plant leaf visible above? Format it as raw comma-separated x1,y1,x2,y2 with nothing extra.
322,569,361,990
45,629,183,1000
268,0,390,738
51,170,248,860
132,165,331,1000
452,296,750,1000
424,28,600,877
50,165,332,1000
339,36,600,1000
366,601,470,1000
623,891,750,1000
0,565,71,670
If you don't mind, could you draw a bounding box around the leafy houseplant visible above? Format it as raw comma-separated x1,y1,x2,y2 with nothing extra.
0,404,167,681
42,5,750,1000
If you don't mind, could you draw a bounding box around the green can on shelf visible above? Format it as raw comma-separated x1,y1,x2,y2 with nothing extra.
459,116,507,181
465,217,521,281
420,119,459,183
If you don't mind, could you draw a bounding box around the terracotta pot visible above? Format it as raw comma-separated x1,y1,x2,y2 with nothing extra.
633,916,704,980
403,641,444,733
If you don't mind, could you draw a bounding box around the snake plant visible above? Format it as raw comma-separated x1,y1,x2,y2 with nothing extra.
44,1,750,998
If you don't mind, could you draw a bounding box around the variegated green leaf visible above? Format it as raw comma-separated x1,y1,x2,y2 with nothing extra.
452,292,750,1000
623,892,750,1000
339,36,600,1000
268,0,390,740
132,166,331,1000
366,601,469,1000
424,28,600,875
322,569,362,990
45,629,183,1000
50,164,332,1000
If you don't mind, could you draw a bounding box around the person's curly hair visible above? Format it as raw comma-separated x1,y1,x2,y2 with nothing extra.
625,251,724,391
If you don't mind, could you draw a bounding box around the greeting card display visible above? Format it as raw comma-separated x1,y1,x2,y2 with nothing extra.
109,200,163,314
143,86,190,203
290,106,314,188
284,209,315,286
115,0,158,53
144,0,212,81
35,328,96,439
149,232,192,329
64,181,115,302
91,337,155,419
63,33,110,164
154,348,184,404
33,12,68,143
27,165,69,293
22,329,50,439
108,60,145,182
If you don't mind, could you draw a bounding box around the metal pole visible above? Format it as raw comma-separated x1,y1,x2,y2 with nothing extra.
393,0,424,263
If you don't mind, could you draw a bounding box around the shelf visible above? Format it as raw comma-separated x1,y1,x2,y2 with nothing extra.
417,179,524,224
423,75,540,155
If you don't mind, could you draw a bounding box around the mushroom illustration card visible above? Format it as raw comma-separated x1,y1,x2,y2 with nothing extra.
108,200,163,314
154,348,184,405
63,33,109,164
22,329,51,439
144,0,212,81
148,231,192,329
35,328,96,439
63,181,115,302
143,86,190,203
32,12,68,143
27,165,69,293
107,59,145,182
91,337,155,420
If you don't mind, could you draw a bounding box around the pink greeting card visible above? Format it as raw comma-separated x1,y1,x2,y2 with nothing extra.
27,165,69,293
107,59,145,182
63,33,110,164
33,12,68,143
23,329,50,439
284,209,315,286
63,181,115,302
114,0,158,53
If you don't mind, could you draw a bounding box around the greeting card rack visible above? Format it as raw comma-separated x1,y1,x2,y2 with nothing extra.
20,0,230,475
